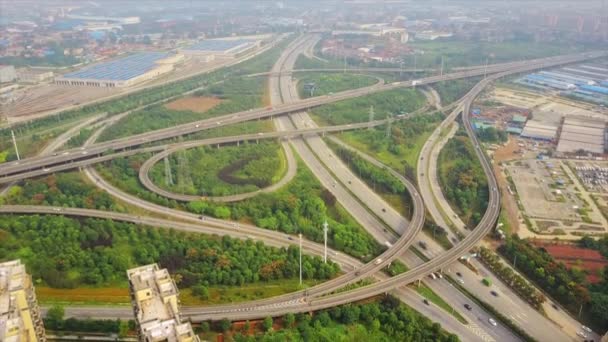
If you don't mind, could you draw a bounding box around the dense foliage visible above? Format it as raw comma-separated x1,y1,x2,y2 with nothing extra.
297,73,376,98
310,88,426,126
499,236,608,330
579,235,608,259
433,78,481,104
477,127,508,143
438,131,488,228
328,140,405,195
98,156,380,258
0,215,339,289
45,305,131,335
149,142,283,196
4,172,118,211
227,296,459,342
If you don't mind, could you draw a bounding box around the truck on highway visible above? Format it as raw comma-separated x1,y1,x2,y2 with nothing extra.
412,80,420,86
482,277,492,286
374,258,383,265
385,241,393,248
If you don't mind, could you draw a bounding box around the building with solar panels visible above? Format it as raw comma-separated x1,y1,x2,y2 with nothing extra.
55,52,184,88
180,38,260,60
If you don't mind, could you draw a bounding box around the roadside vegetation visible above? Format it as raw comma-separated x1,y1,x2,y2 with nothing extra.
149,141,285,196
0,214,338,293
433,77,481,104
297,73,377,98
309,88,426,126
477,247,546,309
438,129,488,228
327,139,413,217
3,172,120,211
98,155,380,259
498,236,608,331
204,296,459,342
407,40,591,69
414,283,468,324
339,112,444,178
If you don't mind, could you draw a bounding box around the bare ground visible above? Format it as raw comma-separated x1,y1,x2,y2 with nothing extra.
164,96,223,113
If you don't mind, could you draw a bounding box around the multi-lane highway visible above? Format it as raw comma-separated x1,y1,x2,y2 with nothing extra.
1,36,605,341
1,50,604,180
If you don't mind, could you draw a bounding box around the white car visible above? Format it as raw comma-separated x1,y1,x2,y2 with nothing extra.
488,318,497,327
577,331,587,339
581,325,592,333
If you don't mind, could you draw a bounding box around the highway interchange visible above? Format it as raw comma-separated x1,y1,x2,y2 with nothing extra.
2,33,606,341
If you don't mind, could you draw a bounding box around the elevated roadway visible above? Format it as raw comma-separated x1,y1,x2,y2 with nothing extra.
1,50,604,180
0,119,401,184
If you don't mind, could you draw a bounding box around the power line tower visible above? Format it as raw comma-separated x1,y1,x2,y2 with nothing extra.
385,113,393,139
176,150,192,192
164,155,173,186
368,105,375,130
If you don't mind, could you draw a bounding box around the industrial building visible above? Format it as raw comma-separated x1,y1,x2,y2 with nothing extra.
0,260,46,342
0,65,17,83
128,264,199,342
55,52,184,88
521,120,558,141
181,38,260,60
17,69,54,84
557,117,607,155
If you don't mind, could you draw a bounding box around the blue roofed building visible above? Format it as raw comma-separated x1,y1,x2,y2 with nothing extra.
55,52,183,87
180,38,261,60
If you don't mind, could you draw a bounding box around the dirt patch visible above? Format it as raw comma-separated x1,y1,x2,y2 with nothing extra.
37,286,129,303
531,241,608,283
494,136,520,162
494,164,520,235
164,96,223,113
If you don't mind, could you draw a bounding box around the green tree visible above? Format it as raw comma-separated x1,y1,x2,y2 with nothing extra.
46,305,65,329
262,316,273,332
219,318,231,332
283,313,295,328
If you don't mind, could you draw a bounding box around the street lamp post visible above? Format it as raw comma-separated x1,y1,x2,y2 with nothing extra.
323,220,329,263
299,233,303,286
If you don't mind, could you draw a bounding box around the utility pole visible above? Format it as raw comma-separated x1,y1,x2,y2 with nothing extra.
440,55,444,77
299,233,303,286
484,57,489,79
11,129,20,161
323,220,328,263
412,53,417,80
386,113,393,139
368,106,375,130
164,156,173,186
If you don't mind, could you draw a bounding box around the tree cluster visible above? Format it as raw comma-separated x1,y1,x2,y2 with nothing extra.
6,172,117,211
478,247,545,309
499,236,608,330
187,164,380,259
438,134,488,228
330,141,405,195
0,214,338,289
228,296,459,341
476,127,508,143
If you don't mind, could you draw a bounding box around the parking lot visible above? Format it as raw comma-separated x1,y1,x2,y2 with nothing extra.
505,158,606,235
571,161,608,193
